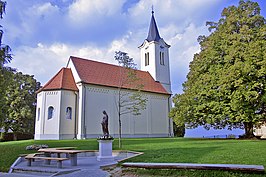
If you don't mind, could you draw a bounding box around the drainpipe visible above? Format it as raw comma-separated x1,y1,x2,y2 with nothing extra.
168,95,172,137
42,92,47,135
74,91,78,139
83,85,87,139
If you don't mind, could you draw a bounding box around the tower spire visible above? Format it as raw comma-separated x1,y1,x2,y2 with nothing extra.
146,9,161,42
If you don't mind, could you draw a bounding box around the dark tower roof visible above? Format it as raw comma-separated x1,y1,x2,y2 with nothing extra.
146,10,161,42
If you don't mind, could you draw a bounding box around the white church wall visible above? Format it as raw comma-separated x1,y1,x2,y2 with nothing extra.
83,85,112,138
35,84,171,140
59,90,77,139
140,41,157,80
36,91,61,140
254,125,266,139
34,92,44,139
80,84,171,138
150,94,169,134
45,91,61,135
133,109,149,134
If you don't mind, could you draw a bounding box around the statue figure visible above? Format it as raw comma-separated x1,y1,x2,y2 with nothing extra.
101,110,109,137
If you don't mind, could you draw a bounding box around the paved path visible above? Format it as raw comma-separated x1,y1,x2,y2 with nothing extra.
1,152,135,177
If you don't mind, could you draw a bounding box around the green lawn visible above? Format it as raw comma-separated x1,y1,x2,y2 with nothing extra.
0,138,265,176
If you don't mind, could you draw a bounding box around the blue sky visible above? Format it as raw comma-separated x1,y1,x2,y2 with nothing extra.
3,0,266,95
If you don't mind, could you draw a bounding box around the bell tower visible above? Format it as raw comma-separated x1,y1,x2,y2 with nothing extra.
139,10,171,93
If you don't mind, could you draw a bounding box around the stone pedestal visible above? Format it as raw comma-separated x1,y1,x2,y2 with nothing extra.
97,140,114,161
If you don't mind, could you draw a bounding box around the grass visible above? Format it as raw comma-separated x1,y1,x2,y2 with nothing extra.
0,138,265,176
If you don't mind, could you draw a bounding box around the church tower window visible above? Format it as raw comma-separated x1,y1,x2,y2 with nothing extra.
160,52,165,65
66,107,72,120
48,106,54,120
145,52,149,66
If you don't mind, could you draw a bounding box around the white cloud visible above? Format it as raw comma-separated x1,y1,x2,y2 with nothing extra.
9,42,125,84
35,2,59,16
67,0,125,26
9,44,64,84
107,32,140,64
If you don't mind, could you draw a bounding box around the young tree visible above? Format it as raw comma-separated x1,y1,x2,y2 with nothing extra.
114,51,147,148
170,0,266,138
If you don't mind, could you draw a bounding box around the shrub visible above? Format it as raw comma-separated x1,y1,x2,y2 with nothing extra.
0,132,33,141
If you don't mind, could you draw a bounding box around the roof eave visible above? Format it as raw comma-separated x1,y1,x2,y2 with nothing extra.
38,88,79,93
79,82,170,95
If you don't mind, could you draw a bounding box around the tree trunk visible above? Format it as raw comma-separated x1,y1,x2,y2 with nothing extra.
244,122,254,138
118,116,122,149
0,132,4,141
13,132,17,141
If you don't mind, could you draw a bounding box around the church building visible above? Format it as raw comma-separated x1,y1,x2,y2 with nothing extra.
34,11,174,140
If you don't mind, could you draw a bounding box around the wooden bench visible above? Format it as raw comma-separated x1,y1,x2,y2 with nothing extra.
25,154,69,168
20,152,44,158
122,162,265,173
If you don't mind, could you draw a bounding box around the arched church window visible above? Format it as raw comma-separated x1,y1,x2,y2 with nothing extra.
48,106,54,120
145,52,149,66
37,108,40,121
160,52,165,65
66,107,72,120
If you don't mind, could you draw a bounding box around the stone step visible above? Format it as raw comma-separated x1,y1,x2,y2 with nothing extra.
122,162,265,173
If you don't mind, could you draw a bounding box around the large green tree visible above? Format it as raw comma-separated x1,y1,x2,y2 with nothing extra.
3,72,41,139
170,0,266,138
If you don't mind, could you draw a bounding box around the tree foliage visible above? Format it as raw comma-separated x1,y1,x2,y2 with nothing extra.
170,0,266,138
114,51,147,148
3,72,41,137
0,0,11,68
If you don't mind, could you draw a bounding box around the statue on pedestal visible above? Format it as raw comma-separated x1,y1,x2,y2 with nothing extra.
97,110,114,161
101,110,109,137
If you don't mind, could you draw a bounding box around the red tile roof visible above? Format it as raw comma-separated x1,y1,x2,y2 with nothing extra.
38,67,78,92
70,56,170,95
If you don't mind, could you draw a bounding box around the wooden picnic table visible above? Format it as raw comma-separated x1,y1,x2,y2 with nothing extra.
25,153,69,168
38,148,90,166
